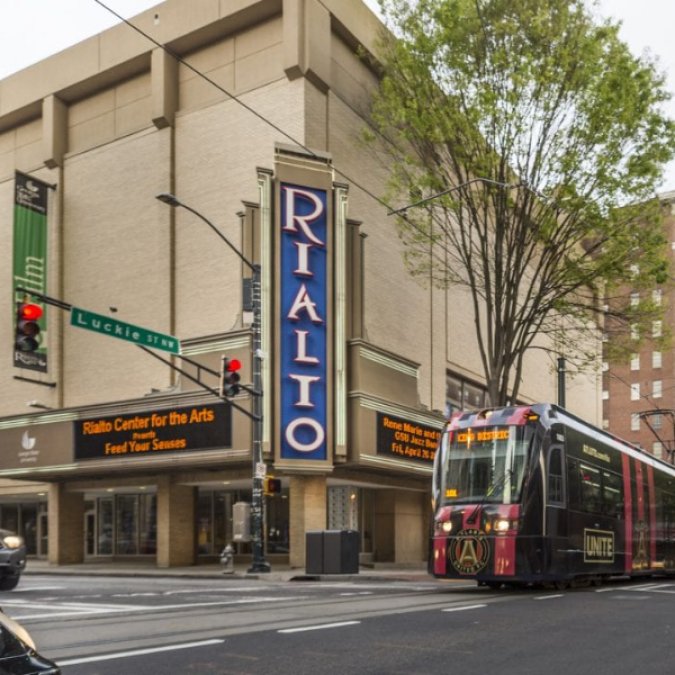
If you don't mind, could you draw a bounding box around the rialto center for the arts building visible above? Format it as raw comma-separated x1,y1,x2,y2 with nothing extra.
0,0,599,568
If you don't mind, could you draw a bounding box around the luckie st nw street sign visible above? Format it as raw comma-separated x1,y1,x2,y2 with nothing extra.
70,307,181,355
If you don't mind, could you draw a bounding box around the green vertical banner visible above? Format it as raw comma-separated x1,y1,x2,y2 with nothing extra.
13,171,49,372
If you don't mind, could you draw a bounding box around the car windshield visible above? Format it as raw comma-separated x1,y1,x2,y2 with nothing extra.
440,425,533,505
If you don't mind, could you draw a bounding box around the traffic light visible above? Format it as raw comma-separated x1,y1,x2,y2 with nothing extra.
264,476,282,496
220,356,242,398
14,302,43,353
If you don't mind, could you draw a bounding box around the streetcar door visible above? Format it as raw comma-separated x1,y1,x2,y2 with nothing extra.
545,445,567,575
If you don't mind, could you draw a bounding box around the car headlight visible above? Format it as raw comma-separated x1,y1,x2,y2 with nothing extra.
2,535,24,549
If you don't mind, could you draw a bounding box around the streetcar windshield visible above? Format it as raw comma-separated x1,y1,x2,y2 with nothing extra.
440,425,534,505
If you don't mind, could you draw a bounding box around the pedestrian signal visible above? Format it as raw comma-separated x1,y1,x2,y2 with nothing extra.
264,477,282,495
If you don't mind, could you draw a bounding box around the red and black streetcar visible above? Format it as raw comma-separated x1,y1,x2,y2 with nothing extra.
430,403,675,588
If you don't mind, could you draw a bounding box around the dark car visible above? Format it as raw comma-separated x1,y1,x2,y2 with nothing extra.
0,530,26,591
0,610,60,674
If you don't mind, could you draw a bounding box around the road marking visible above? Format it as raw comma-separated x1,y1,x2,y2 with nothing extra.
278,621,361,634
6,596,304,621
441,604,487,613
534,594,564,600
57,639,224,666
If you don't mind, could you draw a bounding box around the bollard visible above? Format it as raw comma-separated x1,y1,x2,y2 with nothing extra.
220,543,234,574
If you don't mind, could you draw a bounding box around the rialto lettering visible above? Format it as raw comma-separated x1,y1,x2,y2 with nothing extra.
280,184,328,460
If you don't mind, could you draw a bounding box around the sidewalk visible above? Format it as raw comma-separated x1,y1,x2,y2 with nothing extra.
22,558,433,583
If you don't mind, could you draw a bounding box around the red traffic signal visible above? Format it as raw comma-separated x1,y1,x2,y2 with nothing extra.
220,357,242,398
15,303,43,353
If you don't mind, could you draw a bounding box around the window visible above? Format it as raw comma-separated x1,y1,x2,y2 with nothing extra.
653,321,662,338
653,442,664,460
630,354,640,371
631,324,639,340
630,292,640,307
653,380,663,398
653,289,663,306
579,463,602,514
602,390,609,400
631,413,640,431
602,470,623,518
445,373,488,416
602,361,609,372
653,414,663,430
653,351,662,369
548,447,564,505
631,383,640,401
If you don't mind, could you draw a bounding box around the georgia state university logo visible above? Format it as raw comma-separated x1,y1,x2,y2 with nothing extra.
449,528,490,574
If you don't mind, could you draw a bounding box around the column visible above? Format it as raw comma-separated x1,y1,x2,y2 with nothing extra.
48,482,84,565
289,475,326,568
157,476,196,567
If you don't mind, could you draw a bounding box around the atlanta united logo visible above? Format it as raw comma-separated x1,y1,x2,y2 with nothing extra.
449,528,490,574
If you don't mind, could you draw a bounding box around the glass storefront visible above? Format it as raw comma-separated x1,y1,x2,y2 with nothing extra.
0,502,47,557
85,493,156,557
197,488,289,557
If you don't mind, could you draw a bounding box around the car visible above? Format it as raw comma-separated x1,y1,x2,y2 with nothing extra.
0,529,26,591
0,609,60,673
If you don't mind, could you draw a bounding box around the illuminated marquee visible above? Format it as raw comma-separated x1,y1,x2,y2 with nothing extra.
279,184,328,461
74,404,231,460
456,428,510,444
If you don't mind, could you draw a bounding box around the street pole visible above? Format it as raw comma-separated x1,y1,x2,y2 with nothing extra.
156,193,270,573
249,263,270,572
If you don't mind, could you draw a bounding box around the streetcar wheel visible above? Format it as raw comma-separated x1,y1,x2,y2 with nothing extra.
554,580,569,591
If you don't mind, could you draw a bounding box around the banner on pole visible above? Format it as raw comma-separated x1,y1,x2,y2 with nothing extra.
13,172,50,372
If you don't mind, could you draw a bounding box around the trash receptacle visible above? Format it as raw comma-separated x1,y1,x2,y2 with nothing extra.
305,531,325,574
323,530,359,575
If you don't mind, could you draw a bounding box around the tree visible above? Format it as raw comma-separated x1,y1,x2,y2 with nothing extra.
367,0,675,406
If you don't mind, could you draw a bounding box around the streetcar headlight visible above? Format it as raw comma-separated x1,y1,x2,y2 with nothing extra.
494,518,510,533
434,520,452,535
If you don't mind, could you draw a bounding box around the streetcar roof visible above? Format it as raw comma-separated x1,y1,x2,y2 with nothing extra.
444,403,675,480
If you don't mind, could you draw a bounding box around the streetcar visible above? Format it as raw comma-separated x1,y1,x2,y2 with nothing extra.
430,403,675,588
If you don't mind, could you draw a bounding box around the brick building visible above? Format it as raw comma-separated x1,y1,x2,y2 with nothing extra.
0,0,600,568
603,191,675,462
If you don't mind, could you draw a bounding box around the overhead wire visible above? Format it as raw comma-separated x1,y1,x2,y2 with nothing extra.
91,0,472,270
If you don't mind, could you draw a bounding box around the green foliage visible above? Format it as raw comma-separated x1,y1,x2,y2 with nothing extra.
370,0,675,405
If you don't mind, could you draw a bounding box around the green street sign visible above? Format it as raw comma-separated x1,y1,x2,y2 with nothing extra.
70,307,181,355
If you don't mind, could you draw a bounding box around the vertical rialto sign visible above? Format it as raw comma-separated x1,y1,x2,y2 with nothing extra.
13,172,49,372
280,184,328,461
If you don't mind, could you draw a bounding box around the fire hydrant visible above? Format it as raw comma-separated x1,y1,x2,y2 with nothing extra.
220,544,234,574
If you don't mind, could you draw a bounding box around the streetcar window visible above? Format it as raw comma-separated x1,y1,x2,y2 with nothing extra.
567,458,581,511
441,425,533,504
548,447,564,505
602,470,623,518
579,463,602,514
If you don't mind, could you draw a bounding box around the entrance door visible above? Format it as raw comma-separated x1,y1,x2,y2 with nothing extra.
84,510,96,557
38,511,48,558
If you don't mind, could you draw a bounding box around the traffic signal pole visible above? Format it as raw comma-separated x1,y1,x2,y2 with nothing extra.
156,193,270,574
249,264,270,573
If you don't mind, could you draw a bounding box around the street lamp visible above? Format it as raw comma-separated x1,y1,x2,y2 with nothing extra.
156,193,270,574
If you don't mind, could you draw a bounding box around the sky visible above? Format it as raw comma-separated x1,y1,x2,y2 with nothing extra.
1,0,675,189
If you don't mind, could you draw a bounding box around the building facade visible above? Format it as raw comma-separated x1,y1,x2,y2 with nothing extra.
0,0,601,568
603,192,675,462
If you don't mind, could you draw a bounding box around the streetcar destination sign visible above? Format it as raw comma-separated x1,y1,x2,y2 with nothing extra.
70,307,180,354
